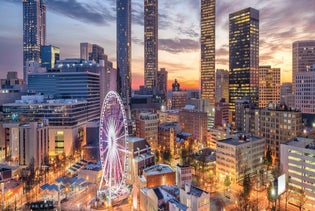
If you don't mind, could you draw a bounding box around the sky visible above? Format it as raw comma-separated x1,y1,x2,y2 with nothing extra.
0,0,315,90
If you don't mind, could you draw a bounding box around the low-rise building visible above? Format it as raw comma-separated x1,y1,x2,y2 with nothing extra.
216,134,265,183
180,182,210,211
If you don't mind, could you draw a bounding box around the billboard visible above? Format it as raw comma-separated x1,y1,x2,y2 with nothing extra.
278,174,286,195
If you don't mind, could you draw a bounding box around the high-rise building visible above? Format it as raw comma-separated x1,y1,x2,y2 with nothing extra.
292,40,315,93
117,0,132,106
258,66,280,108
201,0,215,106
295,71,315,114
41,45,60,70
260,107,302,163
80,43,106,63
144,0,158,92
215,69,229,103
23,0,46,82
229,8,259,121
157,68,168,102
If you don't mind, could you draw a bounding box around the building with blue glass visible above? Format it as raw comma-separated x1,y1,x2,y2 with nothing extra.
117,0,132,107
41,45,60,70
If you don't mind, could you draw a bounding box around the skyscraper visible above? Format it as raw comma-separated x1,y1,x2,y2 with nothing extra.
215,69,229,103
23,0,46,81
117,0,132,106
292,40,315,93
258,65,280,108
80,43,106,63
144,0,158,93
229,7,259,121
201,0,215,106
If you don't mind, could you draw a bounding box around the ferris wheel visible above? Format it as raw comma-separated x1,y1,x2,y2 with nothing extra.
99,91,129,205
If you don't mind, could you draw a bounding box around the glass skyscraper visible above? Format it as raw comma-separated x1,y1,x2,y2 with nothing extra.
201,0,216,106
117,0,132,106
229,7,259,119
23,0,46,80
144,0,158,93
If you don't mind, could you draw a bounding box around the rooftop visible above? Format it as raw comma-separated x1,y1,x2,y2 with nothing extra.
219,133,263,146
285,136,315,149
143,164,174,176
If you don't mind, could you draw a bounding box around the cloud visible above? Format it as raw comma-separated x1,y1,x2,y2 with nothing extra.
8,0,115,25
159,38,199,54
47,0,115,25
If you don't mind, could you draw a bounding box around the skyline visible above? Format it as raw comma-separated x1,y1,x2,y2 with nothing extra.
1,0,315,89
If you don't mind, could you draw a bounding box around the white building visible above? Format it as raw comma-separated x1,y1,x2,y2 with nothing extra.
180,182,210,211
280,136,315,210
216,134,265,183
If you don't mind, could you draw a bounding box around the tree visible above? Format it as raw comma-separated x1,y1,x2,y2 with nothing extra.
162,150,172,163
264,147,272,168
224,176,231,193
242,174,251,199
155,150,160,162
295,188,307,211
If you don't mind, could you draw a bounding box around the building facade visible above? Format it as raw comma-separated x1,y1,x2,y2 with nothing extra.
126,136,155,184
201,0,216,106
23,0,46,82
117,0,132,106
295,71,315,114
280,137,315,210
215,69,229,103
135,112,159,151
157,68,168,102
144,0,158,92
292,40,315,93
179,108,208,144
229,8,259,119
214,98,229,127
180,182,210,211
258,66,281,108
260,107,303,163
40,45,60,70
216,134,265,183
80,43,106,63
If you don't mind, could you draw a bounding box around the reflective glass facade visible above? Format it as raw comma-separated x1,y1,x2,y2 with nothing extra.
28,72,100,120
144,0,158,92
229,7,259,116
23,0,46,80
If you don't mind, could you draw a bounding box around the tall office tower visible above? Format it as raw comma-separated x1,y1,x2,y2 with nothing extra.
144,0,158,93
292,40,315,93
117,0,132,106
80,43,93,60
295,71,315,114
23,0,46,82
157,68,168,102
41,45,60,70
215,69,229,103
80,43,106,63
229,8,259,122
201,0,215,105
258,66,280,108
